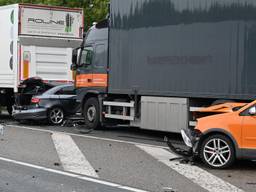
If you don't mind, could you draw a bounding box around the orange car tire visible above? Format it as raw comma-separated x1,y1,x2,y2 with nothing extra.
200,134,235,169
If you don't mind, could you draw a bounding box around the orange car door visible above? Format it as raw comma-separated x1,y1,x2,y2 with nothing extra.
241,107,256,149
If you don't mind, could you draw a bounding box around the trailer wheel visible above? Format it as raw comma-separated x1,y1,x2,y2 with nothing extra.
84,97,101,130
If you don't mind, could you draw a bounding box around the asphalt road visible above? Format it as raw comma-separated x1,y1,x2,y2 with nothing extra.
0,113,256,192
0,160,142,192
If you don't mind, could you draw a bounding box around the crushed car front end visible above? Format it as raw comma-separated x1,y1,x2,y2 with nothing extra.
167,102,247,158
180,127,202,156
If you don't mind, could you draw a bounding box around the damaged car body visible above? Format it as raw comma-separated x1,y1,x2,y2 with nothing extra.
15,77,54,107
13,78,79,125
167,101,256,169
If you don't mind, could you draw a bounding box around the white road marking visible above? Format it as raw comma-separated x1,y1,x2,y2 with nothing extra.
7,124,168,149
52,132,98,177
0,156,149,192
136,145,244,192
0,124,4,135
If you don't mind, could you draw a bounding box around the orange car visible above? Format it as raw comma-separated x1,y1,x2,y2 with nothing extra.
181,100,256,169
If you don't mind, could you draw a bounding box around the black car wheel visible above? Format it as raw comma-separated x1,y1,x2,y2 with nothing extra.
48,107,64,125
84,97,100,130
200,134,235,169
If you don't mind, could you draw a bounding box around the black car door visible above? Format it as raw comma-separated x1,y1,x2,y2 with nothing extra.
56,86,79,114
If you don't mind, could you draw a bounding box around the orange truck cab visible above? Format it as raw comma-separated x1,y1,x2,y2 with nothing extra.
182,100,256,168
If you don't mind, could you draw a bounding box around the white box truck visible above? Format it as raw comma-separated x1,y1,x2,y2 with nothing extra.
0,4,83,114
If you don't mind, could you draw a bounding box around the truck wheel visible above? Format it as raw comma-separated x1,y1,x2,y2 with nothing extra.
84,97,101,130
200,134,235,169
48,107,64,125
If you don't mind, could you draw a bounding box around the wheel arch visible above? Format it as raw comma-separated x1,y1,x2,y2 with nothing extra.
81,91,100,114
47,105,65,114
198,128,241,158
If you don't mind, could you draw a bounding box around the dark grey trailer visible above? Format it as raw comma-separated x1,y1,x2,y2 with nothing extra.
109,0,256,100
72,0,256,132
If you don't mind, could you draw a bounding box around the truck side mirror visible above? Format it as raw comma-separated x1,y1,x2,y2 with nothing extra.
72,49,78,65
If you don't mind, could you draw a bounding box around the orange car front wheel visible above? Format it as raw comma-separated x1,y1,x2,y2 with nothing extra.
200,134,235,169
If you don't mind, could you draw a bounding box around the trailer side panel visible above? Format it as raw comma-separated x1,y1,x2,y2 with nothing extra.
109,0,256,100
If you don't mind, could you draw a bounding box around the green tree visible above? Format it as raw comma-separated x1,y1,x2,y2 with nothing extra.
0,0,109,30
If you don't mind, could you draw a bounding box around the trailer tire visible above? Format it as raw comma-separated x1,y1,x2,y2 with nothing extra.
84,97,101,130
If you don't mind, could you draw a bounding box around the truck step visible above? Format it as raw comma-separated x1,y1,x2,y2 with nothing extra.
103,101,135,121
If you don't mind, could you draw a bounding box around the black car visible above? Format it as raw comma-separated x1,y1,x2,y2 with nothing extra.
13,84,79,125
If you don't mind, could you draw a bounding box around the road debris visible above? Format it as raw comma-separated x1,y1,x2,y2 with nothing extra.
162,187,178,192
165,136,195,165
0,123,5,136
246,182,256,185
62,119,78,127
54,162,60,166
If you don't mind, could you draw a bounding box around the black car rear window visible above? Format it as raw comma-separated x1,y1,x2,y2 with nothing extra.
56,86,75,95
43,85,74,95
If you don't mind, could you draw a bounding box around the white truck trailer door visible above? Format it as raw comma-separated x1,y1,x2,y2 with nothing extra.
20,45,73,82
0,5,19,90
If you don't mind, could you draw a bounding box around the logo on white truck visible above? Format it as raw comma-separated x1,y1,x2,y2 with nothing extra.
27,18,65,25
21,7,82,38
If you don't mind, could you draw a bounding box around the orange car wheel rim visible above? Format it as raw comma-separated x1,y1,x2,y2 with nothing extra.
203,139,231,167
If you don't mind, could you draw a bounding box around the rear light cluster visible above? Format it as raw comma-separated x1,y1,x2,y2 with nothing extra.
31,97,40,104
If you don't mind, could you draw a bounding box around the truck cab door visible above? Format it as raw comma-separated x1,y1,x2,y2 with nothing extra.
91,43,108,88
76,46,94,88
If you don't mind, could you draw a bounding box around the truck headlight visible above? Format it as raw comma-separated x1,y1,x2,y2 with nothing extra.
181,129,192,148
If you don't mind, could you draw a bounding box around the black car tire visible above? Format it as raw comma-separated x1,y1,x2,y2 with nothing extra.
84,97,101,130
48,107,65,125
200,134,235,169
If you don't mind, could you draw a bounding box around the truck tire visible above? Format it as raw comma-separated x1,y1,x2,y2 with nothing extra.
84,97,101,130
200,134,235,169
